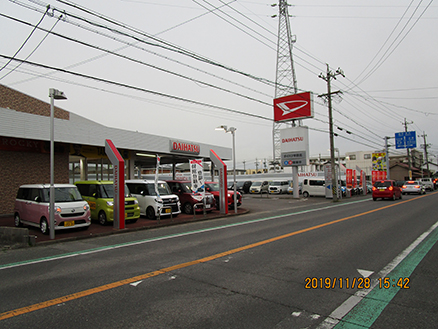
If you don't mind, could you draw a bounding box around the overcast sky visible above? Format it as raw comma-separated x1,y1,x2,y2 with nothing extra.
1,0,437,170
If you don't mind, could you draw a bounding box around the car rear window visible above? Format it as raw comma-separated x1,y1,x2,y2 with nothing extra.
374,181,392,188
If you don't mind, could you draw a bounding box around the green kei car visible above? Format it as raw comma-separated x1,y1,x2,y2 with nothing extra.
74,180,140,225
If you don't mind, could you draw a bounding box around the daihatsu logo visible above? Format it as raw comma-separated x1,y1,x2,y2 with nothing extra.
276,100,308,116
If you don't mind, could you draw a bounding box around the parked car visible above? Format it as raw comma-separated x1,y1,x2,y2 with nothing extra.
14,184,91,234
205,181,242,210
401,181,426,195
250,180,270,194
230,180,252,194
268,180,289,194
418,178,434,191
287,181,302,195
372,180,402,201
126,179,181,219
302,178,326,198
166,180,216,214
74,180,140,225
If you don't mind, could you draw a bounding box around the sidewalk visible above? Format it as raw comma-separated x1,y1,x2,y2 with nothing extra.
0,207,248,246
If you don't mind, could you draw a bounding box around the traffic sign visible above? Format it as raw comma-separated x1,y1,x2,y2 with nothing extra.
395,131,416,149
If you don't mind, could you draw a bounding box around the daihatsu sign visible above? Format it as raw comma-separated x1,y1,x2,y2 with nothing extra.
273,92,314,122
280,126,310,166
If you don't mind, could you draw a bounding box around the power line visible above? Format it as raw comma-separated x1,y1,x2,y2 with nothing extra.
0,54,273,121
0,4,49,73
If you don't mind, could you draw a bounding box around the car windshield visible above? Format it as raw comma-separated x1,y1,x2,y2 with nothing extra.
252,181,262,187
147,183,171,196
181,182,196,193
43,187,83,202
272,182,282,186
206,183,220,191
101,184,131,198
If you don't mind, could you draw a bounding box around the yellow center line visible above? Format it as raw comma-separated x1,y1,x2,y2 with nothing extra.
0,195,427,321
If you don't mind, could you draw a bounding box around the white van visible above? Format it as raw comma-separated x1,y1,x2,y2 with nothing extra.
302,178,326,197
268,180,289,194
126,179,181,219
418,178,434,191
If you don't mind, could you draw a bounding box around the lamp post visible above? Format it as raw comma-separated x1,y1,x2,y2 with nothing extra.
49,88,67,240
216,125,237,214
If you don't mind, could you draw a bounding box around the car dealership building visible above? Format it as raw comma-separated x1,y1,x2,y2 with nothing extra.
0,84,231,215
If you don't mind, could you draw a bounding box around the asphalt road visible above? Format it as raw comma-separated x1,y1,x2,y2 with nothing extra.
0,192,437,328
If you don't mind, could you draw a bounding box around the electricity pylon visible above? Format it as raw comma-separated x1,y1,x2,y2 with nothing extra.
272,0,298,165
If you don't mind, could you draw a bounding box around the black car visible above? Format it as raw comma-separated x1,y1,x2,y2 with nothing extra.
230,181,252,194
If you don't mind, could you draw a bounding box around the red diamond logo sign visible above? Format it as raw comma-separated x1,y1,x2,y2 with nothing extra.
273,92,313,122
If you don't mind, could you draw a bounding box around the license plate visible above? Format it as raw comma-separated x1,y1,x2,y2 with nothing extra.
206,204,211,209
64,220,74,227
378,187,387,190
125,212,134,218
165,208,171,213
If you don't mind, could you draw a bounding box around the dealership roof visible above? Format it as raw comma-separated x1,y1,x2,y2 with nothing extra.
0,106,232,166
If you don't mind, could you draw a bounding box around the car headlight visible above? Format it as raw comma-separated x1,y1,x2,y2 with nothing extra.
134,199,139,204
54,206,61,214
106,201,114,207
154,198,163,204
83,204,90,211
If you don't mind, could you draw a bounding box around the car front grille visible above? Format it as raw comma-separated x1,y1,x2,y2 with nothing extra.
61,212,85,218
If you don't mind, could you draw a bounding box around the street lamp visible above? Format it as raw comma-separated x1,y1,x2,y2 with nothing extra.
216,125,237,213
49,88,67,240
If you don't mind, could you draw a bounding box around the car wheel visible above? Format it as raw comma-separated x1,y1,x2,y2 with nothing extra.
98,211,108,225
146,206,156,220
215,198,220,210
14,213,22,227
392,194,396,201
40,218,49,235
399,193,402,200
303,191,309,198
183,202,193,215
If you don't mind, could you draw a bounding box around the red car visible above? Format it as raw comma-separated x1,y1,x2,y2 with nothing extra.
166,180,216,215
205,181,242,210
372,180,402,201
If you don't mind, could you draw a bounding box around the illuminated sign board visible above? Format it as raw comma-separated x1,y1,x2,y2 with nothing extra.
273,92,314,122
170,140,200,155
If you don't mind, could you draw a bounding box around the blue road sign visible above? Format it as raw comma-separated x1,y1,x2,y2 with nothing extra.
395,131,416,149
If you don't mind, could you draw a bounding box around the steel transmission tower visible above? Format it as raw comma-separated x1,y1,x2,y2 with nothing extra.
273,0,298,164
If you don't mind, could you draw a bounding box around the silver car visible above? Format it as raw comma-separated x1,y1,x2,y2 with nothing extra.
401,181,425,195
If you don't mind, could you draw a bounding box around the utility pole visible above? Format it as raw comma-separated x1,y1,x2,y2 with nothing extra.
384,136,392,180
420,132,431,176
318,64,345,202
403,118,413,180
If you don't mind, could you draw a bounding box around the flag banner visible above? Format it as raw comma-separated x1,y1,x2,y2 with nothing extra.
190,159,205,202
